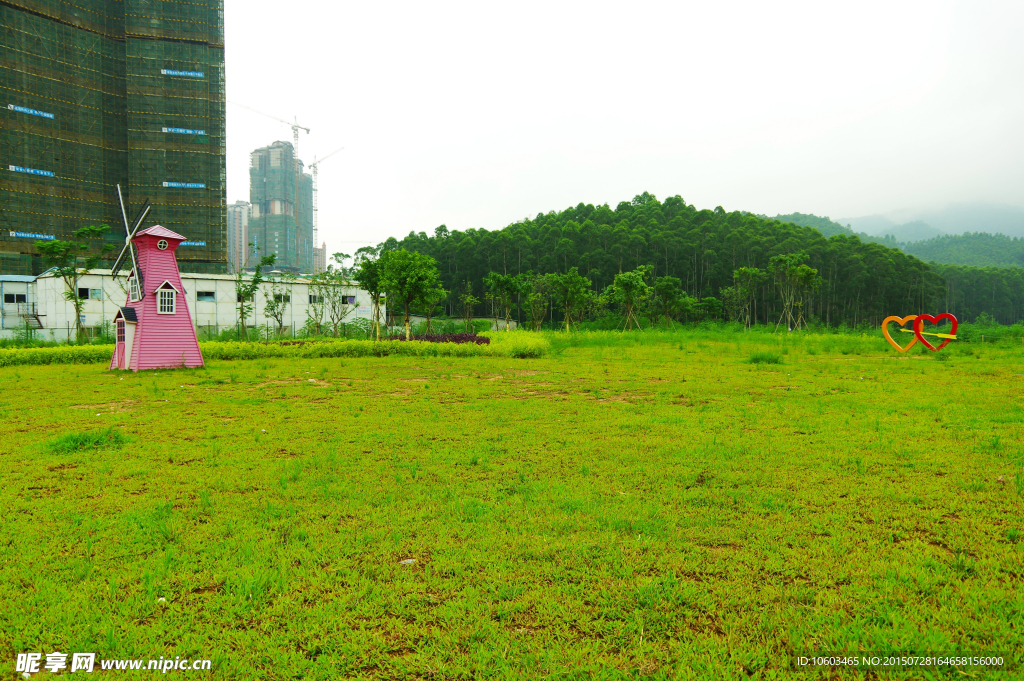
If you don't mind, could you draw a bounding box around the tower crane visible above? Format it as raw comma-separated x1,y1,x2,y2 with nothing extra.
308,146,344,246
228,101,310,162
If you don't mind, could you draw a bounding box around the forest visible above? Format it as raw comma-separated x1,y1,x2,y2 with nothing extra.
902,233,1024,269
356,193,1024,327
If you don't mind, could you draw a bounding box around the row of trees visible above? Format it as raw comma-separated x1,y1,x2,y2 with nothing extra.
31,193,1024,345
366,193,1024,326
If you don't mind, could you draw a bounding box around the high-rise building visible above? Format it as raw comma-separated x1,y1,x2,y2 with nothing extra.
0,0,227,276
226,200,249,272
248,141,313,272
313,242,327,274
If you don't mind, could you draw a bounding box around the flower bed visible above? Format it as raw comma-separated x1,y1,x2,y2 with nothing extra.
389,333,489,345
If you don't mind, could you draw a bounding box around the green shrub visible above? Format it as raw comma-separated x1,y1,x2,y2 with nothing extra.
748,351,782,365
0,344,113,368
46,427,126,454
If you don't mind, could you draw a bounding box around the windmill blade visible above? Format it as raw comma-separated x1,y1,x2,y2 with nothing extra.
128,200,151,238
110,242,132,276
110,189,150,278
117,184,131,236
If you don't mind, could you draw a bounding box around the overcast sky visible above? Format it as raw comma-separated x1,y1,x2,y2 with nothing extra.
224,0,1024,256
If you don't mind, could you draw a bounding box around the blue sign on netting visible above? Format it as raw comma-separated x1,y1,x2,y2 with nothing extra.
163,182,206,189
8,165,55,177
8,231,55,240
161,69,204,78
180,241,206,247
162,127,206,135
8,104,55,119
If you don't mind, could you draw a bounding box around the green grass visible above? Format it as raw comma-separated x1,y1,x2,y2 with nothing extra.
747,350,783,364
0,330,1021,679
45,426,127,455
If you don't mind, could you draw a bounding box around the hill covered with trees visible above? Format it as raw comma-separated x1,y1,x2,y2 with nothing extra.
363,193,1024,327
901,232,1024,268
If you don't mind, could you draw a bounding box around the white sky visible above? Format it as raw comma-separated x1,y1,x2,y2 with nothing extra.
224,0,1024,256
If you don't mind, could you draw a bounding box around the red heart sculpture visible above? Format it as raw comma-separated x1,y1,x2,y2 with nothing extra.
914,313,958,351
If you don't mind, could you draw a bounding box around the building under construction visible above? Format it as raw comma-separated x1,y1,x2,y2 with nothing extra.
0,0,227,276
249,141,314,273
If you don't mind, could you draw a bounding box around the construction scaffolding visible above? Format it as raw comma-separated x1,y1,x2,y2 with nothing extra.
0,0,226,275
249,141,314,273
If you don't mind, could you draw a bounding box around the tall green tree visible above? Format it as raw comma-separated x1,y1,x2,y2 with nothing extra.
769,254,821,331
484,271,524,330
37,224,113,343
416,285,448,334
380,249,441,340
234,253,276,340
519,272,550,331
459,283,480,333
550,267,592,332
732,266,767,329
611,265,652,330
353,250,384,340
652,276,684,327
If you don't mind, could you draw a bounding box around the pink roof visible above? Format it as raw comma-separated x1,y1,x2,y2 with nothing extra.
136,225,187,240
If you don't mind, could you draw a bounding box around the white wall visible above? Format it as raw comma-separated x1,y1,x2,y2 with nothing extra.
0,270,374,341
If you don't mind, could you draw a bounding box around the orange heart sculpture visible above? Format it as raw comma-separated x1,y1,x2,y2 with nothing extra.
881,315,918,352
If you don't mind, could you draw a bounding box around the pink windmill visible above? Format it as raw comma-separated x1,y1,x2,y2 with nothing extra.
108,186,204,371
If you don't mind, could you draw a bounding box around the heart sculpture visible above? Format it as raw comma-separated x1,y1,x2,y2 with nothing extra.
914,313,958,352
881,315,919,352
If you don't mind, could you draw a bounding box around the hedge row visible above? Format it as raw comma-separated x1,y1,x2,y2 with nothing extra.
0,345,114,368
0,333,549,368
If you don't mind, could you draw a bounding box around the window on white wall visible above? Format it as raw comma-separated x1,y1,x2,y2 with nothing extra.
158,288,176,314
197,291,216,302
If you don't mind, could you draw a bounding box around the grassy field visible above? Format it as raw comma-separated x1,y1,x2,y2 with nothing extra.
0,331,1021,680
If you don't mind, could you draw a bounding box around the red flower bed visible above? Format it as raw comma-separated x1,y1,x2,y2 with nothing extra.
389,333,490,345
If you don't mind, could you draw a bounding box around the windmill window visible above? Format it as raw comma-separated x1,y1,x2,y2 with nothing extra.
158,288,177,314
157,239,169,250
196,291,216,302
116,321,125,343
129,277,142,302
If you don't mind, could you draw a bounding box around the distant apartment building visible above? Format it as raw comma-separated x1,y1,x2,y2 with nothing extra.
227,201,249,272
313,242,327,273
249,141,314,272
0,0,227,276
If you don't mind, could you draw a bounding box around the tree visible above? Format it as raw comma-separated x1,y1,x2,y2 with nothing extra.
519,272,550,331
379,248,441,340
321,253,359,337
234,252,276,340
352,251,384,340
769,254,821,331
37,224,113,343
651,276,683,327
459,283,480,333
732,267,767,328
611,265,652,330
550,267,592,331
306,272,328,336
484,271,523,330
263,273,293,338
416,285,448,334
694,296,724,321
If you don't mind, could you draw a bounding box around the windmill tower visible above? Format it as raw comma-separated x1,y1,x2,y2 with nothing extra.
109,187,204,371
